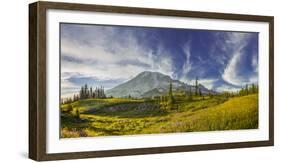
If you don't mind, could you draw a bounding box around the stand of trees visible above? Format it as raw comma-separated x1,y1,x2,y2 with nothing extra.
61,84,107,104
61,97,74,105
238,84,258,96
80,84,106,100
158,78,204,111
155,82,175,110
185,77,204,100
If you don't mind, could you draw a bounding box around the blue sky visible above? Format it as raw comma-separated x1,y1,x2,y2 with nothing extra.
60,23,258,97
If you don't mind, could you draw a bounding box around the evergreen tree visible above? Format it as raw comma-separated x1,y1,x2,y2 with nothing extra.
79,86,83,99
83,86,86,98
84,84,89,98
96,87,99,98
195,77,198,96
101,86,105,98
239,88,245,96
80,85,87,99
167,82,174,110
169,82,173,97
251,84,257,94
90,87,93,98
73,94,76,101
245,84,249,95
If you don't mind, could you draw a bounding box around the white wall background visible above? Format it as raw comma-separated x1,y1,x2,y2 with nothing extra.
0,0,279,162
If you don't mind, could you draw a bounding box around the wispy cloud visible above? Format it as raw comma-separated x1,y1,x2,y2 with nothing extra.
180,42,193,82
221,33,258,87
222,51,245,86
251,53,258,73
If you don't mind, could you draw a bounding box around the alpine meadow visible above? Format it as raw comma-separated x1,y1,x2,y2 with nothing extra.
60,23,259,138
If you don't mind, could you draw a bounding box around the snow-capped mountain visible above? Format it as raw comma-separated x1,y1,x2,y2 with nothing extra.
106,71,216,98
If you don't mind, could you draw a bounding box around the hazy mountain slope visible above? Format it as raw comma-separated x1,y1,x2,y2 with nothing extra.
106,71,184,97
106,71,216,98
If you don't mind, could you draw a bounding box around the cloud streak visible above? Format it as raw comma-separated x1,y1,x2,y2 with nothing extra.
221,33,258,87
180,42,193,82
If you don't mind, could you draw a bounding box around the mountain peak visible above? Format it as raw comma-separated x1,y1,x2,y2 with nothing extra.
106,71,179,97
138,71,167,76
137,71,172,80
138,71,153,77
106,71,216,98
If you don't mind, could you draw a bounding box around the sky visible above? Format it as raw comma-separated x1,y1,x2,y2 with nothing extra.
60,23,258,97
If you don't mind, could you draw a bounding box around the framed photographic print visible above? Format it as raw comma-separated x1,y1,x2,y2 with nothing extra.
29,1,274,161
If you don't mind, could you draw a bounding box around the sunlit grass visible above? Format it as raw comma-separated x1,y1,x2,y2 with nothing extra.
147,94,258,133
60,94,258,138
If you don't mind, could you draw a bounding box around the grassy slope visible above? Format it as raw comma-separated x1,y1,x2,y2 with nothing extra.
61,98,144,113
144,94,258,133
61,94,258,138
